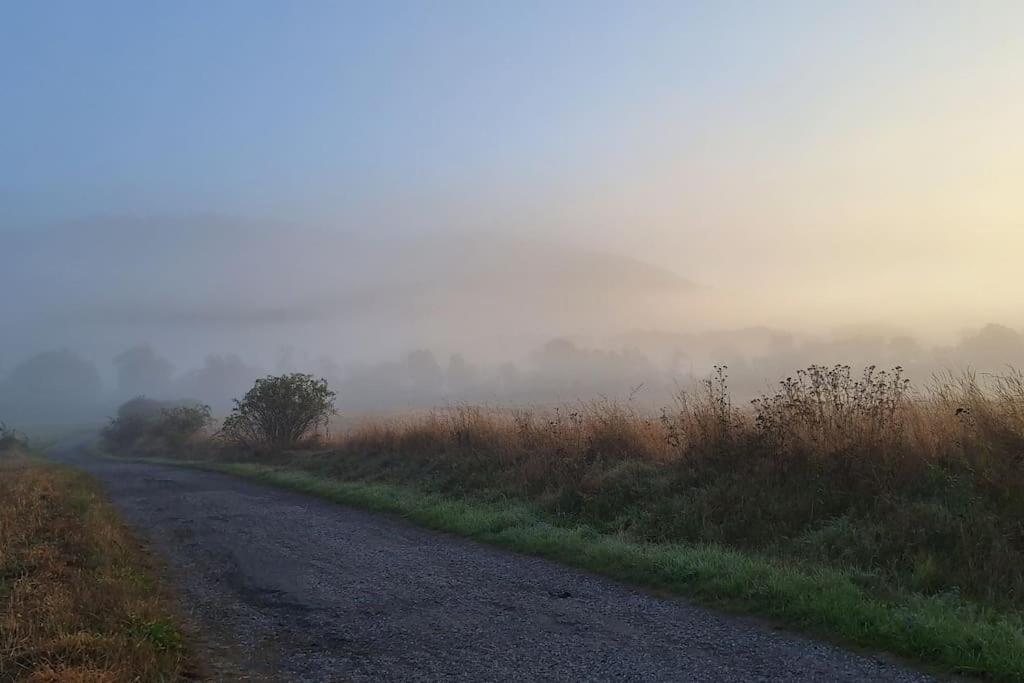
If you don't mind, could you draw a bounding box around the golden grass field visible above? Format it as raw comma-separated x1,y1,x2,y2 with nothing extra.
248,366,1024,608
98,364,1024,678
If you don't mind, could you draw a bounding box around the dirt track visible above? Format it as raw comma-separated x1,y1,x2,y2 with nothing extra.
52,443,934,682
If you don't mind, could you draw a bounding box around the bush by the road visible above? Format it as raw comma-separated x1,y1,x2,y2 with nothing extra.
103,397,212,456
220,373,335,449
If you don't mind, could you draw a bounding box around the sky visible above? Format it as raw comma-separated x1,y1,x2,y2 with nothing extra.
2,1,1023,372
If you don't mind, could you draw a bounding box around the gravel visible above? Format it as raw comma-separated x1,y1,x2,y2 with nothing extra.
54,444,936,682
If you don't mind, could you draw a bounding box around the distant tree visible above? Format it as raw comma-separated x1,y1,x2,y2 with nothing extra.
957,324,1024,367
3,349,102,404
446,353,477,394
0,349,103,423
536,338,580,366
175,353,259,410
221,374,336,448
405,350,443,396
113,345,174,397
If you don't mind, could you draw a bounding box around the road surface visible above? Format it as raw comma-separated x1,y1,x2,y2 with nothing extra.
52,443,934,682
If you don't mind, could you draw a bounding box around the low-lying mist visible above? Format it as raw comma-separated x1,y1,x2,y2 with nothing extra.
5,216,1024,427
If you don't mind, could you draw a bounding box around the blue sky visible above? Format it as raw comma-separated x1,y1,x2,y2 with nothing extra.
2,1,905,223
2,1,1022,350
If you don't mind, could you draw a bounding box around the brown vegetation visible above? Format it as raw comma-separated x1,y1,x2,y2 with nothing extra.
235,365,1024,610
0,447,191,682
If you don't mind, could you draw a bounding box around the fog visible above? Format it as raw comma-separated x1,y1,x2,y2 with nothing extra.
3,3,1023,425
5,214,1024,425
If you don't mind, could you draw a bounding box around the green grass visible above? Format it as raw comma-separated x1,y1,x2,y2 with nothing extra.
147,458,1023,680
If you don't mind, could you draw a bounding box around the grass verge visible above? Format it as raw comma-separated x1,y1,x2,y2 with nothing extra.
1,448,192,682
153,457,1022,680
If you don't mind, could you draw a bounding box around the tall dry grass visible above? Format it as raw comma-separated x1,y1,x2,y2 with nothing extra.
261,365,1024,608
0,449,191,682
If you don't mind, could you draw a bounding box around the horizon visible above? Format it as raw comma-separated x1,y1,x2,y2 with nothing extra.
3,1,1023,418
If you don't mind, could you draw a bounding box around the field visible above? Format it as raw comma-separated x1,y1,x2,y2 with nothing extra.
105,364,1024,678
242,366,1024,609
0,443,191,682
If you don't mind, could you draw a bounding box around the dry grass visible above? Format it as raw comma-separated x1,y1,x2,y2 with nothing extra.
0,447,191,682
237,365,1024,610
105,363,1024,677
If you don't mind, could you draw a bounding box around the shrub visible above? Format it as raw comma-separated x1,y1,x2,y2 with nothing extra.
103,398,212,456
221,373,336,448
0,422,27,453
152,404,213,450
102,397,165,451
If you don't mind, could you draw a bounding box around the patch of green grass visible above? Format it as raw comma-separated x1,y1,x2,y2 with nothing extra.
130,617,185,652
163,459,1023,680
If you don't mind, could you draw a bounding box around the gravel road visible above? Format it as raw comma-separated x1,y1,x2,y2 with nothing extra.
53,444,935,682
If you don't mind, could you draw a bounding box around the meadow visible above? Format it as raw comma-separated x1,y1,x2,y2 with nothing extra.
104,364,1024,678
236,366,1024,608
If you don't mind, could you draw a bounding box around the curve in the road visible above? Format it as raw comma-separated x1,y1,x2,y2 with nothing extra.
54,444,933,682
